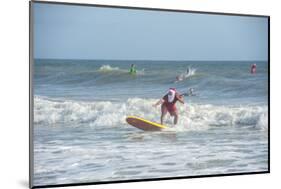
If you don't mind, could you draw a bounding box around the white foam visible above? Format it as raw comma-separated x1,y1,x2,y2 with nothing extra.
185,66,197,78
175,66,197,82
256,111,268,130
98,65,120,72
97,64,145,76
34,96,268,131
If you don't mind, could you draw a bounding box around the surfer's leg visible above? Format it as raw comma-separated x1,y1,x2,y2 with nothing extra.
161,113,166,125
172,111,178,125
161,105,168,124
169,105,178,125
174,114,178,125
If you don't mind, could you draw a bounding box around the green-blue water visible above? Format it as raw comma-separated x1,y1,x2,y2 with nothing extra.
33,59,268,185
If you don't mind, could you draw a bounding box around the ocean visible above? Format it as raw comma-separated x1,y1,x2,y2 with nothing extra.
33,59,268,185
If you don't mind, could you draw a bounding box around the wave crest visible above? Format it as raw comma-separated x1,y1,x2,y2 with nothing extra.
34,96,268,131
98,65,120,72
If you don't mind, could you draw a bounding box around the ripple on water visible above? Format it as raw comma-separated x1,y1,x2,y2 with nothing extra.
114,170,142,176
161,162,177,166
148,168,179,173
185,159,237,170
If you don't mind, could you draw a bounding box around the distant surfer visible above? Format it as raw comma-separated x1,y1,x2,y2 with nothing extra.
175,67,193,82
129,64,137,74
188,88,195,96
153,88,184,125
175,75,183,82
186,67,190,75
251,64,257,74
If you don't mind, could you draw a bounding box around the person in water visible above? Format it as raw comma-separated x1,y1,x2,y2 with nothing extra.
153,88,184,125
251,64,257,74
188,88,195,96
175,67,190,82
129,64,137,74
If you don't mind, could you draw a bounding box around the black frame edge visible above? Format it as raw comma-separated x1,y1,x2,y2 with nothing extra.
29,1,34,188
32,171,270,189
267,16,270,173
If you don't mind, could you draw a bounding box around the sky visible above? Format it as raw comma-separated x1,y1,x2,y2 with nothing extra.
33,2,268,61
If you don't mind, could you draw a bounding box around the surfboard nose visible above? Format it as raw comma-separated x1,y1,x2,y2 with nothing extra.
126,116,166,131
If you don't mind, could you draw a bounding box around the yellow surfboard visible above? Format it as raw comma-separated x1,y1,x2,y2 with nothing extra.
126,116,168,131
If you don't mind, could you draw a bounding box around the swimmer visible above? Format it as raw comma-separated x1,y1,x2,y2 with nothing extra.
129,64,137,74
175,75,183,82
175,67,193,82
186,67,190,75
251,64,257,74
188,88,195,96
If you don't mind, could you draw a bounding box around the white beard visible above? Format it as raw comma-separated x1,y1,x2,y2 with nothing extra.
168,90,175,103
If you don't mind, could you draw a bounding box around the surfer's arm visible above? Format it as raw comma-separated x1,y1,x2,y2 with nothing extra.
177,93,185,104
153,99,164,107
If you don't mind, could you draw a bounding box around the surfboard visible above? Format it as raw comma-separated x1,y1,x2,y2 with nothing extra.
126,116,168,131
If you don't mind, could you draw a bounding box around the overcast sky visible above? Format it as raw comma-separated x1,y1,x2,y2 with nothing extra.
33,3,268,61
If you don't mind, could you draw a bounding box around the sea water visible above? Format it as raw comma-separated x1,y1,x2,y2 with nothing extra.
33,59,268,185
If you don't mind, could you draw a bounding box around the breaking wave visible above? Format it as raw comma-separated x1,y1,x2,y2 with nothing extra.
98,65,121,72
34,96,268,131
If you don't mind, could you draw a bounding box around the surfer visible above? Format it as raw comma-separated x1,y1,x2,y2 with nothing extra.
175,67,192,82
251,64,257,74
153,88,184,125
175,75,182,82
188,88,195,96
129,64,137,74
186,67,190,75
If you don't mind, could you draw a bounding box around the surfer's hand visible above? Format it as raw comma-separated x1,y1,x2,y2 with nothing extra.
177,94,184,104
